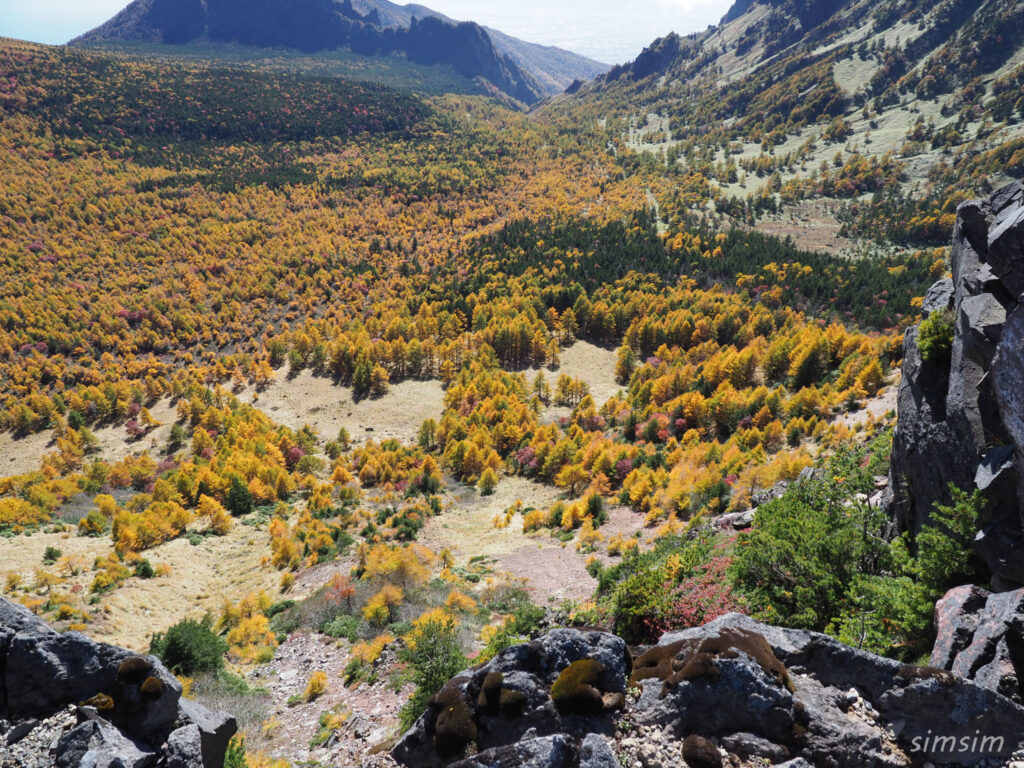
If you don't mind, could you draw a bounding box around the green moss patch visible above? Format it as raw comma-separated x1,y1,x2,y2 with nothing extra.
116,656,154,685
431,682,477,759
140,675,164,699
682,734,723,768
550,659,607,716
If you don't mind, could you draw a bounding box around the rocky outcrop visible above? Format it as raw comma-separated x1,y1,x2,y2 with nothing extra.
0,597,236,768
392,628,629,768
890,180,1024,589
393,614,1024,768
932,584,1024,703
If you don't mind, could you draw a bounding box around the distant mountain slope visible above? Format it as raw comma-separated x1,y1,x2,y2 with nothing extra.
348,0,610,93
551,0,1024,249
71,0,607,103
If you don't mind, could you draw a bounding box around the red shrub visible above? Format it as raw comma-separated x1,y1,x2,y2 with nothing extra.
664,555,746,629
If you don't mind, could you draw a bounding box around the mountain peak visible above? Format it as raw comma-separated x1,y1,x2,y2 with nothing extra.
72,0,608,104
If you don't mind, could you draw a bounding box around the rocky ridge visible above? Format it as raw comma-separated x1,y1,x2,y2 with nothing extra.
0,596,236,768
390,614,1024,768
888,179,1024,590
71,0,579,105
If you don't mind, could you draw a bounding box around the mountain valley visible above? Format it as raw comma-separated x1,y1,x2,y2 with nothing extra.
3,0,1024,766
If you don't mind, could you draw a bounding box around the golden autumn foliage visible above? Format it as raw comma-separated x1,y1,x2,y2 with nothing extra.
0,38,935,645
304,670,329,702
357,543,434,586
350,633,395,665
219,591,277,663
362,585,404,625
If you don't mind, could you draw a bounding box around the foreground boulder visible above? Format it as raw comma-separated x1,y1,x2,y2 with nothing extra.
932,584,1024,703
393,614,1024,768
889,180,1024,589
392,628,629,768
0,596,236,768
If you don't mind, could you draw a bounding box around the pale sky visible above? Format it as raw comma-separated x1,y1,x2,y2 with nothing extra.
0,0,731,64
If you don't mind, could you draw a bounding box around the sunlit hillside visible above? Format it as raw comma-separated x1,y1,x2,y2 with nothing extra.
2,0,1023,761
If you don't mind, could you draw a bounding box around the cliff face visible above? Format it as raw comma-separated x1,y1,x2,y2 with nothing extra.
889,180,1024,591
346,0,610,93
0,597,236,768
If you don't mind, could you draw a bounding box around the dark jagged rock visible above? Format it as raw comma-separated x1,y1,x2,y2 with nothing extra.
177,698,238,768
889,179,1024,588
164,723,205,768
987,181,1024,296
578,733,621,768
973,447,1024,589
0,596,236,768
4,718,38,745
719,731,790,761
54,718,156,768
994,303,1024,513
5,628,180,739
932,585,1024,703
959,293,1007,360
448,734,577,768
932,584,992,670
922,276,954,316
393,614,1024,768
392,629,626,768
889,323,975,534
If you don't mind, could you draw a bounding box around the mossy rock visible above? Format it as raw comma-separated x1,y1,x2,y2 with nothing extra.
792,696,812,743
498,688,526,718
695,628,792,692
896,664,957,686
432,682,477,759
475,671,529,719
477,671,504,714
116,656,153,685
629,639,691,688
140,675,163,699
668,651,721,689
632,629,793,697
81,692,115,711
550,659,606,716
682,734,723,768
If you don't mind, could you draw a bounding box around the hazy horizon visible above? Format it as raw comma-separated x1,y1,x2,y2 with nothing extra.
0,0,730,65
